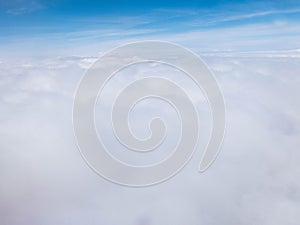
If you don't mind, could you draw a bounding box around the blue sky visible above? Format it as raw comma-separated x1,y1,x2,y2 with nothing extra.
1,0,300,45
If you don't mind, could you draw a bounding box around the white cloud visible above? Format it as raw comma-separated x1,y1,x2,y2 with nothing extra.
0,31,300,225
5,1,45,15
211,8,300,24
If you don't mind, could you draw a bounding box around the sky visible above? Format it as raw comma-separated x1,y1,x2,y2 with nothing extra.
1,1,300,225
1,0,300,52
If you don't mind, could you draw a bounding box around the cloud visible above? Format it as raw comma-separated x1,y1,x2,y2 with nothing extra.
1,4,300,221
5,1,45,15
0,39,300,225
210,8,300,24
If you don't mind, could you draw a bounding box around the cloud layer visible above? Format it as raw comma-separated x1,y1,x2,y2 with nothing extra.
0,40,300,225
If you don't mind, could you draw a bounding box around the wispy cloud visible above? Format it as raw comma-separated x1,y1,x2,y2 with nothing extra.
213,8,300,24
5,1,45,15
